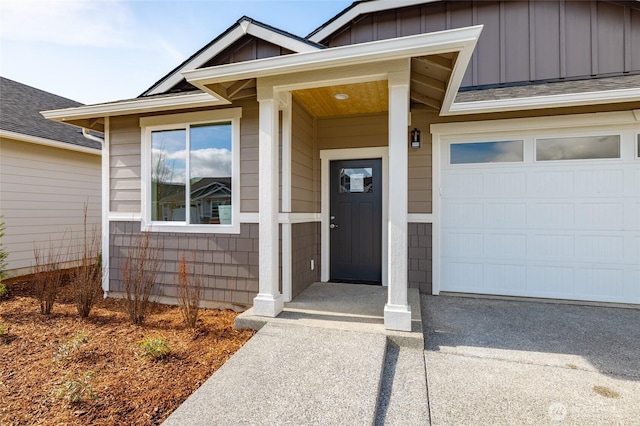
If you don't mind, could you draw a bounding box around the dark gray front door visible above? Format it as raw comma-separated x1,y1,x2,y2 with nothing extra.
329,159,382,284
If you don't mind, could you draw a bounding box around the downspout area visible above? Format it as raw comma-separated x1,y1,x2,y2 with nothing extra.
82,128,104,145
82,127,109,298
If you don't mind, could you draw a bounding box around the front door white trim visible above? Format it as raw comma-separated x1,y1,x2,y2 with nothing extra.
320,147,389,287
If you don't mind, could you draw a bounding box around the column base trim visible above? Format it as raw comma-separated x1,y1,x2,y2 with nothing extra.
253,293,284,318
384,303,412,331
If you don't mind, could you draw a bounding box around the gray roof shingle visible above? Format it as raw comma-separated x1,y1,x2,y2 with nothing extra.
0,77,101,150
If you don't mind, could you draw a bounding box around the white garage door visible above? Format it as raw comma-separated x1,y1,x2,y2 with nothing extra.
440,132,640,304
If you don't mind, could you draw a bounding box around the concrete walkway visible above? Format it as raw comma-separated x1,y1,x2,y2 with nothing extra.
163,283,428,425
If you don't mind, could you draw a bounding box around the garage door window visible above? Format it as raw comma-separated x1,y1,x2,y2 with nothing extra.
536,135,620,161
450,140,523,164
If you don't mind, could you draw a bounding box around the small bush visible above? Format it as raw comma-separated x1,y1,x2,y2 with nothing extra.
0,283,7,299
138,336,171,360
33,241,67,315
57,371,97,403
0,318,7,335
122,232,162,325
53,330,91,363
73,204,103,318
176,254,203,329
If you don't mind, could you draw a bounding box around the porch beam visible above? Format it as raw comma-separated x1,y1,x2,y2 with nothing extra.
414,55,453,71
410,91,442,111
253,87,284,317
384,63,412,332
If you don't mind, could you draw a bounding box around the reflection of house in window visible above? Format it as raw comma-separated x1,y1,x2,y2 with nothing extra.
157,178,231,223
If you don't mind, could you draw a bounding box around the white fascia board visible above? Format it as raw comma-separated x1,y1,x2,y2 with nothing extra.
41,92,228,123
148,22,321,96
445,87,640,116
0,129,101,155
308,0,440,43
184,26,483,88
431,110,640,136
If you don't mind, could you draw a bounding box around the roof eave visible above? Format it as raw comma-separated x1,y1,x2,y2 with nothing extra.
445,88,640,116
41,92,228,126
184,25,484,113
0,129,101,155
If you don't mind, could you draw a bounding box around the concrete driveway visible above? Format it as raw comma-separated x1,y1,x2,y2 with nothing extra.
422,295,640,425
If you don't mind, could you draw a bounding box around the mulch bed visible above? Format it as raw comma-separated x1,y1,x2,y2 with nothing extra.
0,276,255,425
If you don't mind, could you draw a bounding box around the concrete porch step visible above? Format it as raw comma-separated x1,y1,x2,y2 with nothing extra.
163,322,388,425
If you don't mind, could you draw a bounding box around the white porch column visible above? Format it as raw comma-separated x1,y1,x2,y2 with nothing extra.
253,87,284,317
384,65,412,331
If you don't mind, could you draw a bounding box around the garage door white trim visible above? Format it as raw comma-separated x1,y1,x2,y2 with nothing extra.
431,110,640,303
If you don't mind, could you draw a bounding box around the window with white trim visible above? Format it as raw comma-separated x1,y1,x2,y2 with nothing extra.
141,109,241,233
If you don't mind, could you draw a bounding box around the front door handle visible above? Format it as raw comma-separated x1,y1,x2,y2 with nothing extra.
330,224,339,229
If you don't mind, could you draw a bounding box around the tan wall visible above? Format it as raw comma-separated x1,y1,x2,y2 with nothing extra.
0,137,101,274
290,100,316,213
108,99,261,214
110,115,141,213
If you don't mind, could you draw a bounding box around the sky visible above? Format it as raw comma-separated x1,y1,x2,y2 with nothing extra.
0,0,353,105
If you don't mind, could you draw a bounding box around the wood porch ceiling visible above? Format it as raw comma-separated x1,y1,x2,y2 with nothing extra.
205,52,455,116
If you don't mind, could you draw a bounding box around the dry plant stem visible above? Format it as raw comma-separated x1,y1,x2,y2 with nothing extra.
122,232,162,325
33,241,66,314
73,204,102,318
176,254,203,328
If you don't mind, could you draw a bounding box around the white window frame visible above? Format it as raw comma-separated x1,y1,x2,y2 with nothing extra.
140,108,242,234
533,132,623,163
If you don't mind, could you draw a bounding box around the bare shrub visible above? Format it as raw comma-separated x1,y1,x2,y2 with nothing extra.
122,232,162,325
0,217,8,287
176,254,203,328
33,241,66,315
73,205,102,318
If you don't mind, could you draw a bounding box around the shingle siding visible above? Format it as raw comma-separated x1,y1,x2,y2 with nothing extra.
291,222,321,299
408,223,432,294
109,221,259,307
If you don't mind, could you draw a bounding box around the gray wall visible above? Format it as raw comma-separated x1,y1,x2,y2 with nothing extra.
321,0,640,87
291,222,321,299
109,222,259,306
408,223,433,294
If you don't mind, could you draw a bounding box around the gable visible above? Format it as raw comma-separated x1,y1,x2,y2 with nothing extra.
142,17,322,97
312,0,640,88
163,34,296,94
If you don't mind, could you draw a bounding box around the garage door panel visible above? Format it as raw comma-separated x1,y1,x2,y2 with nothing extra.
575,203,624,229
484,264,526,292
443,203,483,227
445,173,483,196
528,171,574,194
483,203,527,227
484,233,527,257
443,232,483,256
575,169,624,194
574,268,626,301
575,235,624,259
443,262,484,292
526,265,575,298
530,234,575,257
483,172,525,194
528,203,575,228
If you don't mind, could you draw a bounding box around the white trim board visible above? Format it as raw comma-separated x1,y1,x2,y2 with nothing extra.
320,147,389,286
446,88,640,116
146,18,321,96
0,129,101,155
42,92,229,124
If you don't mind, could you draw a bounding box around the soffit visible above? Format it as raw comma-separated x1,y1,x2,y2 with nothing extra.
290,52,454,118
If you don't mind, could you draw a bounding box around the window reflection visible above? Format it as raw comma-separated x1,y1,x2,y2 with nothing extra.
536,135,620,161
450,140,523,164
150,122,233,224
340,168,373,193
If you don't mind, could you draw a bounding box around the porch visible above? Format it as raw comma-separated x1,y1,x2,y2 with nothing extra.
235,282,424,348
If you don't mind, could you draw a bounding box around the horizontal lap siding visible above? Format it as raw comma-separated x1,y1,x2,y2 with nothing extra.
321,1,640,86
0,138,100,272
110,115,141,213
291,100,317,213
109,221,259,306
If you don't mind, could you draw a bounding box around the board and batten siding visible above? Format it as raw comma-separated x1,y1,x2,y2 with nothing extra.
108,100,261,214
291,100,317,213
0,137,100,273
321,0,640,88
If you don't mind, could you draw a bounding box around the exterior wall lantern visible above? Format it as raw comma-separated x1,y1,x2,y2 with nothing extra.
410,128,421,149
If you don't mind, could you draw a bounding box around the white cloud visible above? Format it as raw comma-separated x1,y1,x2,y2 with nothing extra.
0,0,137,47
152,147,231,184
